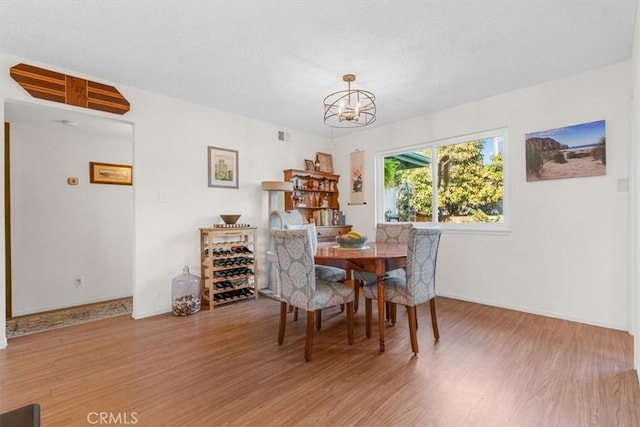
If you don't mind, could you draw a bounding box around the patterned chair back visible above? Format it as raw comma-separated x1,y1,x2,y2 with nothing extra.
354,222,415,285
375,222,414,243
271,228,316,311
268,210,306,292
405,227,442,305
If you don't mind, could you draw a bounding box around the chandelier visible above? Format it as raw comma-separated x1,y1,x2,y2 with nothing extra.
323,74,376,128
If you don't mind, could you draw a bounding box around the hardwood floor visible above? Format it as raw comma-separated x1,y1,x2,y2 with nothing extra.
1,296,638,426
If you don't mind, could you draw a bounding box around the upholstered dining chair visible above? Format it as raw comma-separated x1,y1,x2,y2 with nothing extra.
353,222,413,313
268,210,346,293
363,227,442,354
268,210,348,330
285,222,350,330
271,228,354,361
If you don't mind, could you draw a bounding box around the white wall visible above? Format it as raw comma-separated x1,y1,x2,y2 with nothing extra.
332,62,631,331
631,3,640,373
10,120,133,315
1,100,5,347
126,89,330,319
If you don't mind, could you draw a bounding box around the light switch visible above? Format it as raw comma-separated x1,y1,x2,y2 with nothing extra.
616,178,628,192
159,191,169,203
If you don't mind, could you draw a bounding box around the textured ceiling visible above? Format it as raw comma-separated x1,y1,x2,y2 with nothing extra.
0,1,638,138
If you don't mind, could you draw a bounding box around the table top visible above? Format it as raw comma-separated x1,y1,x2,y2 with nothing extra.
315,241,407,260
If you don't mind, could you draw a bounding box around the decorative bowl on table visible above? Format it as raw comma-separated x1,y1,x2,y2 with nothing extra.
220,214,241,225
336,231,368,249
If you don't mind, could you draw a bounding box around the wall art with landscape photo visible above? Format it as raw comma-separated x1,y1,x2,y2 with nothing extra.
526,120,606,182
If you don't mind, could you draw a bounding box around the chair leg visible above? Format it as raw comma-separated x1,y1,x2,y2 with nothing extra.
353,281,360,313
365,298,372,339
390,303,397,325
288,304,294,313
305,310,315,362
430,298,440,341
293,307,299,321
385,301,391,321
278,301,287,345
316,309,322,331
407,305,419,354
346,301,354,344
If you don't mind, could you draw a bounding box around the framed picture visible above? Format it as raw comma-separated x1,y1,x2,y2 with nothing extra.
525,120,606,182
316,152,334,174
89,162,132,185
208,146,238,188
304,159,315,171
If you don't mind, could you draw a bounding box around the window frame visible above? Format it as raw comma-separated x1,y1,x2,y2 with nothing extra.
376,127,510,234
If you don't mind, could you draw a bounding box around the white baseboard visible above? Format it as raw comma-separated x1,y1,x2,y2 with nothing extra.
132,307,170,320
436,291,628,332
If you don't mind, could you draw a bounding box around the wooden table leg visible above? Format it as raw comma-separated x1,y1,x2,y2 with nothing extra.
378,278,385,352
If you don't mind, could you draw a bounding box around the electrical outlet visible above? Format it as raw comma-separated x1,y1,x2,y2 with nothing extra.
75,276,84,287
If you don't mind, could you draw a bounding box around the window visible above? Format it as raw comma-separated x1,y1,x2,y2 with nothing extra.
379,128,507,231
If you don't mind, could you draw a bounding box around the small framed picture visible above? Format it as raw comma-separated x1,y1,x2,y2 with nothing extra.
304,159,315,171
316,152,334,174
208,146,238,188
89,162,133,185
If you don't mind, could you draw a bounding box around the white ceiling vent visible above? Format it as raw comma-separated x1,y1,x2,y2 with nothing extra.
277,131,291,142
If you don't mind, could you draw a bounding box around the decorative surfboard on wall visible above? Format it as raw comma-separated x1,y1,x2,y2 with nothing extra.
9,63,130,115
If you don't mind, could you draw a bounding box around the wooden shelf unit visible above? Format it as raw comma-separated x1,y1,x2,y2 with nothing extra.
199,227,258,309
283,169,352,242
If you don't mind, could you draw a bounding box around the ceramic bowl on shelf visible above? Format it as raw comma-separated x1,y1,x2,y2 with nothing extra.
220,214,241,225
336,234,368,249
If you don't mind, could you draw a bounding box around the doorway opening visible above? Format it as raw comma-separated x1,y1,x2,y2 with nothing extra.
4,100,134,324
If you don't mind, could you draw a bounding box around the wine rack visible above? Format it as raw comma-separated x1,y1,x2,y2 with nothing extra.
200,227,258,309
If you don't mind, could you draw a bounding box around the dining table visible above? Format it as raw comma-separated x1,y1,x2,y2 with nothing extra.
314,241,407,352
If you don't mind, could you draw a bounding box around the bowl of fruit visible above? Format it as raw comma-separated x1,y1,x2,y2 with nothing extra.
336,231,368,249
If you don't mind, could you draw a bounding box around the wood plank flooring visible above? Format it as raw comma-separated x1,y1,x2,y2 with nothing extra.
1,296,639,426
